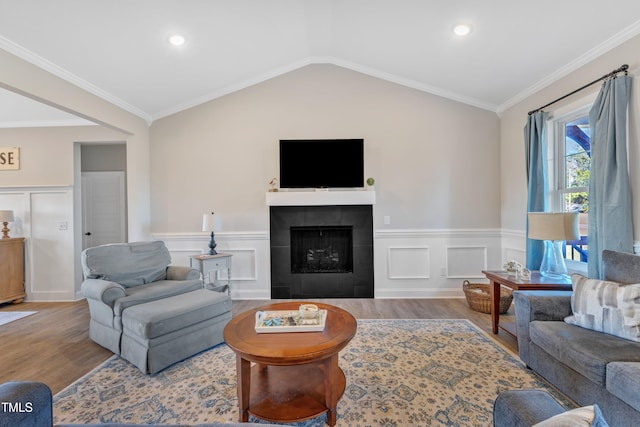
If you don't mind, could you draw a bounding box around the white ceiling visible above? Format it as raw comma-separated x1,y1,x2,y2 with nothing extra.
2,0,640,126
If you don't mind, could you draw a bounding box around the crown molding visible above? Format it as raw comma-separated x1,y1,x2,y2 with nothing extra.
150,57,317,121
324,57,498,113
497,19,640,115
151,56,498,121
0,35,152,124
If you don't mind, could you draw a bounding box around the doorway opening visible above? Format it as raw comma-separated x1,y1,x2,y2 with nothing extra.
80,143,127,249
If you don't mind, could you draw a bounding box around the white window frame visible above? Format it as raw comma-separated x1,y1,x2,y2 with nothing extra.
546,97,595,274
548,104,591,213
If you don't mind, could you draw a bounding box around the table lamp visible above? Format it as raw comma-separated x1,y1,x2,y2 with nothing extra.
0,210,14,239
202,211,217,255
528,212,580,278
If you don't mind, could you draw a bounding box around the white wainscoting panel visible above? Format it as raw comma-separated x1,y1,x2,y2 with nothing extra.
0,187,76,301
387,247,430,279
158,228,504,300
501,229,526,265
214,249,257,281
446,246,487,279
30,191,75,299
374,229,502,299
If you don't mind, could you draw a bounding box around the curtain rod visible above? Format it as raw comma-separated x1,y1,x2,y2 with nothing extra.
527,64,629,115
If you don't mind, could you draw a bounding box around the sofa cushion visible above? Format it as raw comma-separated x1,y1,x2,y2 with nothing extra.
533,404,608,427
82,241,171,287
565,274,640,342
529,320,640,385
606,362,640,412
602,249,640,284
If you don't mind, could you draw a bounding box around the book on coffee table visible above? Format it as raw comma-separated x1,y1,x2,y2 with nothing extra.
255,309,327,333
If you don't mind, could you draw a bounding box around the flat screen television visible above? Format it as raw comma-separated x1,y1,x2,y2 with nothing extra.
279,139,364,188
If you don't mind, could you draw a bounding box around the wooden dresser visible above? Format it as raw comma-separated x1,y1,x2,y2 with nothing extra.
0,237,25,304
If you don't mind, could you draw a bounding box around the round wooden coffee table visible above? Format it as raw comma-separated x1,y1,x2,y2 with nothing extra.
223,302,357,426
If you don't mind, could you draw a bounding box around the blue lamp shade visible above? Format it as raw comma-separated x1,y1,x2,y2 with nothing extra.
528,212,580,278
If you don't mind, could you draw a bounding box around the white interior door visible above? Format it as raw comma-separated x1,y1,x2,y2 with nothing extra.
82,171,126,249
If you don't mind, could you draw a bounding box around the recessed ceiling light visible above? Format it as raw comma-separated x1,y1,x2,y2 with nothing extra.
453,24,472,36
168,34,186,46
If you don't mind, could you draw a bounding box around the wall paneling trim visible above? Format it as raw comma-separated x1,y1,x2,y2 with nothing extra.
158,228,503,300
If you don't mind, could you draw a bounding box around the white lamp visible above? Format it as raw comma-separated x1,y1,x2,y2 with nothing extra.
0,210,14,239
202,212,217,255
528,212,580,278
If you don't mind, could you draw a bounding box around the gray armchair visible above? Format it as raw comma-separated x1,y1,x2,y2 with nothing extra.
81,241,202,354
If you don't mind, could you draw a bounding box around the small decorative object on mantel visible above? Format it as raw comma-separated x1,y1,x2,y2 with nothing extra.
268,178,279,192
366,177,375,190
0,210,14,239
503,260,522,276
202,211,217,255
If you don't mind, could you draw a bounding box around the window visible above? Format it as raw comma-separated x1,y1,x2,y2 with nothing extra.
549,107,590,264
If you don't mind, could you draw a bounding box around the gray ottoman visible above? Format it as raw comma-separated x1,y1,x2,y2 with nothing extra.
121,289,232,374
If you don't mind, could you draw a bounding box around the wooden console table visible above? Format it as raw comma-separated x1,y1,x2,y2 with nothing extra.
0,237,26,304
482,270,572,336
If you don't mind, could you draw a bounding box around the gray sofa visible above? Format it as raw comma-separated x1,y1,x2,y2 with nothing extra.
493,389,609,426
493,389,568,426
514,250,640,427
0,381,280,427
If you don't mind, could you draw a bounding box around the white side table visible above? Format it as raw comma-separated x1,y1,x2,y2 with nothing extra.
189,253,233,294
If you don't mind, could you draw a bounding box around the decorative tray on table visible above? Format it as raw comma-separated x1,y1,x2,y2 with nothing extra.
255,309,327,333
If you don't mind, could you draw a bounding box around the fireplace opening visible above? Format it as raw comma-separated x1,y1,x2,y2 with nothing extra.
290,226,353,274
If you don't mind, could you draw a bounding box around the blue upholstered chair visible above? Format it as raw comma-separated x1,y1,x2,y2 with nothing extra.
81,241,202,354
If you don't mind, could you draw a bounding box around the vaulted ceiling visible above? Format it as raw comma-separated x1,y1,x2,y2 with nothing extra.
2,0,640,126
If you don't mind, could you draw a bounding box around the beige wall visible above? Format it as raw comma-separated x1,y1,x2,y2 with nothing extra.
0,48,151,241
0,126,124,186
499,33,640,245
0,48,152,300
150,64,501,233
0,126,130,300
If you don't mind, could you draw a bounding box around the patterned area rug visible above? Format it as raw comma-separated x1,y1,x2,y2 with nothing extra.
53,319,570,426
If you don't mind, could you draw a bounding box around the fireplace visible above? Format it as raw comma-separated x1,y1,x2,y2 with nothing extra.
290,226,353,274
270,205,373,298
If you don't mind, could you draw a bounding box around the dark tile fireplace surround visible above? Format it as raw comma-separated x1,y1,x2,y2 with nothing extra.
270,205,374,298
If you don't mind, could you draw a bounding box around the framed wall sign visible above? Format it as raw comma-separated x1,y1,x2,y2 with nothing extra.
0,147,20,170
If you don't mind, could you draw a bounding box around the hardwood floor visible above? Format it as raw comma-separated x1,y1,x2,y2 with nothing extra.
0,298,517,395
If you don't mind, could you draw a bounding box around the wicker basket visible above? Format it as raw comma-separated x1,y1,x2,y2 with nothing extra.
462,280,513,314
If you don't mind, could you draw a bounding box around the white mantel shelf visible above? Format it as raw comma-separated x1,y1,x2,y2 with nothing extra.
266,190,376,206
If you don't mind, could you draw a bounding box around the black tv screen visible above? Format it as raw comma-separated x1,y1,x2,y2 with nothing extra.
279,139,364,188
